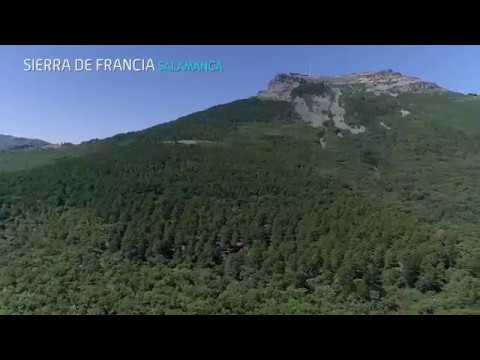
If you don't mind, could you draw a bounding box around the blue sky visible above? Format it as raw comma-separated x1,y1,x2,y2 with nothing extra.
1,45,480,143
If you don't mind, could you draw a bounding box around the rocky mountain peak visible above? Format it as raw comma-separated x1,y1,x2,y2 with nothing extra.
258,70,447,101
257,70,447,137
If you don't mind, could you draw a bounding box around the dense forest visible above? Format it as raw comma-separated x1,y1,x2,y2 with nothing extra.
1,92,480,314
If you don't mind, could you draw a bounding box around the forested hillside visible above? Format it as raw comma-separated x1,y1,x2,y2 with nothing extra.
1,81,480,314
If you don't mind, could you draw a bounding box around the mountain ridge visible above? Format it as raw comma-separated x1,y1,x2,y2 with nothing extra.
0,70,451,152
0,133,50,151
258,70,448,101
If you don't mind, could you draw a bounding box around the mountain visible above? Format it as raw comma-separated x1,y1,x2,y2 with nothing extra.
258,69,447,100
0,134,50,151
1,70,480,314
258,70,447,130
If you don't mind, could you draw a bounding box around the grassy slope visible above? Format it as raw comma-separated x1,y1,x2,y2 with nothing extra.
0,149,75,173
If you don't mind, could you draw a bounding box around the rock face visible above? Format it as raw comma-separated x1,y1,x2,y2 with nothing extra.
333,69,446,96
258,70,446,100
257,70,446,135
257,73,304,101
292,88,366,134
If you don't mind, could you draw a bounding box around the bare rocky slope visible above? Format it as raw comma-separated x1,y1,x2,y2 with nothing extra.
258,70,447,101
257,70,447,136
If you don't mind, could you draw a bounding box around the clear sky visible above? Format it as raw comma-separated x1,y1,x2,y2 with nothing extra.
1,45,480,144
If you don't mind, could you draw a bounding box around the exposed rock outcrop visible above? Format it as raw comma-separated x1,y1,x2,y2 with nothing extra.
259,70,446,101
258,70,444,135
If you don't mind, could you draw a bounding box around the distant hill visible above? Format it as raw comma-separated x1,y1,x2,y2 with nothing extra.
0,134,49,151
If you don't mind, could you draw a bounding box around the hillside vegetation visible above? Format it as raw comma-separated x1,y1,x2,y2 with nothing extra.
1,90,480,314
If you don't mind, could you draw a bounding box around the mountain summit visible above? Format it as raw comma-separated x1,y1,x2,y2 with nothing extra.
258,70,447,101
256,70,448,135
